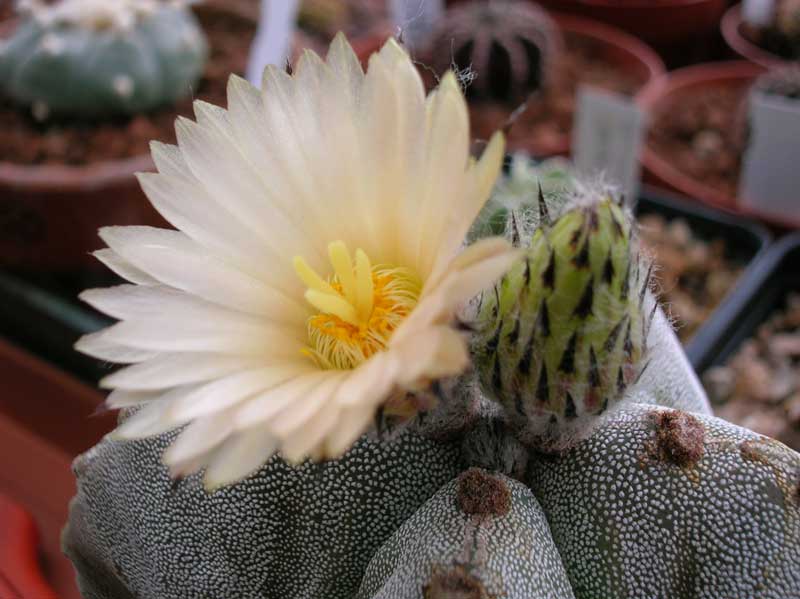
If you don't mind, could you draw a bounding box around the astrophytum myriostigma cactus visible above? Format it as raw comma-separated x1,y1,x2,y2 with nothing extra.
0,0,207,119
63,128,800,598
473,187,652,450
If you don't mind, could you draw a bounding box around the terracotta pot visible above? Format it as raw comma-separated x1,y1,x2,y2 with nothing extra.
0,494,60,599
721,4,790,68
507,13,665,158
532,0,727,48
638,61,768,213
0,338,113,599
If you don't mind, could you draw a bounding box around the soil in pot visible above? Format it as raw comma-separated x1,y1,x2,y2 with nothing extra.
468,28,645,155
0,5,255,166
646,80,749,202
637,213,744,343
737,4,800,62
704,294,800,451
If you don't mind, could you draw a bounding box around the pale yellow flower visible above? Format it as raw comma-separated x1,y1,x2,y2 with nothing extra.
76,34,514,489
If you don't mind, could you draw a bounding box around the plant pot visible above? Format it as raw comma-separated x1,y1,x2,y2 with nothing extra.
470,13,665,158
0,1,256,273
635,186,771,366
0,269,111,384
0,338,113,599
694,233,800,449
1,493,61,599
722,4,794,67
638,61,766,211
534,0,727,49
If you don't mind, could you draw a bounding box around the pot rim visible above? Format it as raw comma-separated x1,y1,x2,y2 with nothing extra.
522,12,666,157
636,60,800,229
637,61,765,212
554,0,720,9
721,4,790,69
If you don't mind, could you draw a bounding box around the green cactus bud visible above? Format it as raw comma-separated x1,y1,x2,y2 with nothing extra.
0,0,208,120
473,192,652,451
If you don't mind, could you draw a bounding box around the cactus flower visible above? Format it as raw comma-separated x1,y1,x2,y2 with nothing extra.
75,35,515,489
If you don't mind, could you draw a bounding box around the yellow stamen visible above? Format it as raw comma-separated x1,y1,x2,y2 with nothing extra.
328,241,357,305
294,241,421,370
354,248,373,320
305,289,360,326
293,256,337,296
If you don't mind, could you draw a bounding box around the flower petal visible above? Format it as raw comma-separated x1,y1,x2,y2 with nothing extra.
203,428,279,491
100,353,263,391
165,364,314,423
98,226,306,322
92,248,158,286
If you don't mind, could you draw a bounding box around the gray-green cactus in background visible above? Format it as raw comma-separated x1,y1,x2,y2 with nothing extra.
0,0,207,120
63,157,800,599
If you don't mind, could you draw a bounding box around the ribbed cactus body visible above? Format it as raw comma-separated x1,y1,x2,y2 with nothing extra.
63,424,463,599
528,403,800,598
357,469,575,599
0,3,207,119
474,196,650,450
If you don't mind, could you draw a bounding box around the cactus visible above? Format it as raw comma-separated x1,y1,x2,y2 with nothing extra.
356,469,576,599
777,0,800,49
0,0,208,120
63,156,800,598
421,0,563,103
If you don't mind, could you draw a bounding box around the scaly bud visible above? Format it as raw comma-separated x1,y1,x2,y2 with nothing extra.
473,194,651,451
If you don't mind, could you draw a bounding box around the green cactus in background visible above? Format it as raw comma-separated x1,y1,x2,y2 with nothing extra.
0,0,207,120
62,159,800,599
473,188,651,451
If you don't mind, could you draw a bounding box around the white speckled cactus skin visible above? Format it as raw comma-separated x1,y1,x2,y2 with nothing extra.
356,469,576,599
64,427,464,598
63,162,800,598
0,1,207,119
528,403,800,598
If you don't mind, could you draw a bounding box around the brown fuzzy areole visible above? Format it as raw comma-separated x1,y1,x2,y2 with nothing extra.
650,410,705,468
423,565,487,599
456,468,511,517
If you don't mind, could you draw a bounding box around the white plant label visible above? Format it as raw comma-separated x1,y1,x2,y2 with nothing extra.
739,90,800,222
742,0,775,27
246,0,300,86
573,85,646,203
389,0,444,49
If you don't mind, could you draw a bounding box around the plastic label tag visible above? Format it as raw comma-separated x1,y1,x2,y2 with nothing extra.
247,0,300,85
739,89,800,221
742,0,775,27
389,0,444,48
573,85,646,202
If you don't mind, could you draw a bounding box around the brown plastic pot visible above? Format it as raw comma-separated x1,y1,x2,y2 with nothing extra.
721,4,790,68
508,13,665,158
532,0,727,48
0,338,113,599
638,61,784,219
0,4,392,274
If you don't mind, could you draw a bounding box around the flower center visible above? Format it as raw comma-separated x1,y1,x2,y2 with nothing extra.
294,241,421,370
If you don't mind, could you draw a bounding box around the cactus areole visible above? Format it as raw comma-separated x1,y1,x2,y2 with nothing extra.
0,0,208,119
